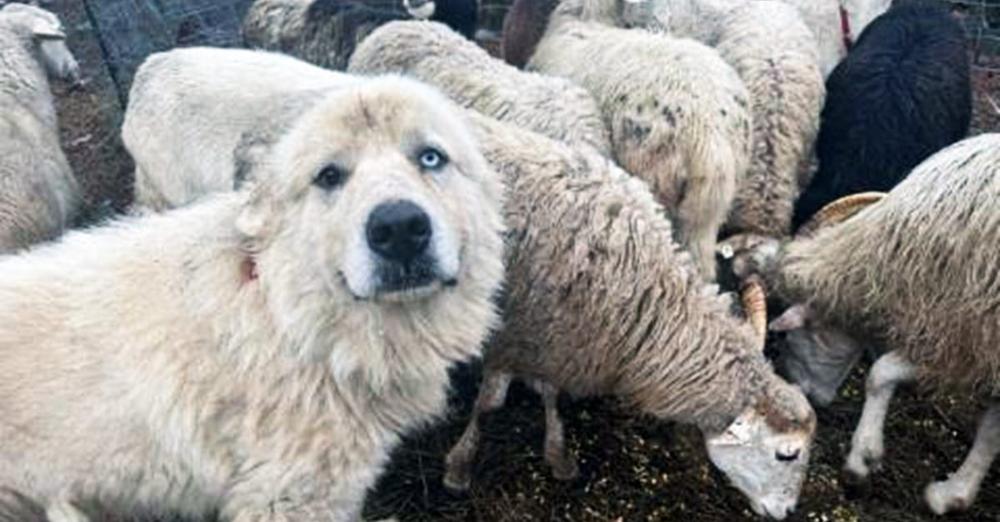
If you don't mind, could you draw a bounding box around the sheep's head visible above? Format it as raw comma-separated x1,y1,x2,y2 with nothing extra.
705,379,815,520
237,75,505,306
770,306,863,406
703,277,816,519
1,3,81,86
724,193,885,406
403,0,436,19
717,233,783,284
620,0,655,28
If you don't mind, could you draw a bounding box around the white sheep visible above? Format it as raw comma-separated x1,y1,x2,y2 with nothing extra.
612,0,824,239
347,19,612,155
0,2,81,252
713,1,824,238
529,0,752,280
725,133,1000,514
780,0,892,77
122,47,356,211
0,75,506,522
628,0,892,77
447,112,816,520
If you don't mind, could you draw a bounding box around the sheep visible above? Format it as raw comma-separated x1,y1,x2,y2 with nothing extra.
780,0,892,78
241,0,478,71
565,0,891,78
346,20,612,155
444,112,816,520
122,47,357,211
791,0,971,229
499,0,559,68
0,75,507,522
723,133,1000,514
711,1,825,238
508,0,822,240
528,0,752,280
623,0,892,78
0,2,81,253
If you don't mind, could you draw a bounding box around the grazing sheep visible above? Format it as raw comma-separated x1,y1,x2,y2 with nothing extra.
712,1,824,238
725,133,1000,514
123,47,356,211
546,0,823,239
0,75,506,522
347,20,611,155
791,0,971,229
529,0,752,280
445,113,815,520
0,2,81,252
242,0,478,70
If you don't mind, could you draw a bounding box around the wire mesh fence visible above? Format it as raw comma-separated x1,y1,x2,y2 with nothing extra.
945,0,1000,70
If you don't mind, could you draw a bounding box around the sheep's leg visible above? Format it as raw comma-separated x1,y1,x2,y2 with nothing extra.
443,370,512,492
844,351,916,478
925,403,1000,514
45,498,90,522
538,381,579,481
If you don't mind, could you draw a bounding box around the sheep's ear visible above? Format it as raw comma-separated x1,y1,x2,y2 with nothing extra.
769,304,811,332
32,20,66,40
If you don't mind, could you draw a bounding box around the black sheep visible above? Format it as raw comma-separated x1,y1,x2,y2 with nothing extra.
792,1,971,229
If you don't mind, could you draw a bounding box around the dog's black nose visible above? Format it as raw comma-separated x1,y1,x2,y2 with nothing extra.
366,200,432,263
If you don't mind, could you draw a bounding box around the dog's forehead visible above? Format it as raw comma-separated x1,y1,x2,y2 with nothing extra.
316,87,455,143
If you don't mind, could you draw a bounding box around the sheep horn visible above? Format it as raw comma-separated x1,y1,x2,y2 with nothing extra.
796,192,886,237
740,275,767,350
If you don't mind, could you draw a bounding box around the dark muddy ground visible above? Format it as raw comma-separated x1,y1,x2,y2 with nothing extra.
38,1,1000,521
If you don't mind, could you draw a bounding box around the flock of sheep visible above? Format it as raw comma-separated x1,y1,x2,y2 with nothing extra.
0,0,995,520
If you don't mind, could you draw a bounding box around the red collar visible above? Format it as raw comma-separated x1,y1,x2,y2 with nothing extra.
839,5,853,52
240,257,258,283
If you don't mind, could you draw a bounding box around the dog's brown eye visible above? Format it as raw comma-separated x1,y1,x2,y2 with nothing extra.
418,147,447,171
314,165,346,190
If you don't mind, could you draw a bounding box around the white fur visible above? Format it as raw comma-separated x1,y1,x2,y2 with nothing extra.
403,0,436,19
122,47,356,211
347,20,612,155
0,3,80,252
0,76,506,521
529,0,751,280
630,0,892,77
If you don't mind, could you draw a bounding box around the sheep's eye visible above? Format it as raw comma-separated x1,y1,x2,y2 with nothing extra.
313,165,346,190
418,147,447,171
775,449,800,462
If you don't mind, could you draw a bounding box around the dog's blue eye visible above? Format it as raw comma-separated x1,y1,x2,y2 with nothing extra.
314,165,346,190
418,148,447,171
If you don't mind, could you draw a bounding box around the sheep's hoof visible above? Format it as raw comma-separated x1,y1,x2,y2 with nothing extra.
549,456,580,482
844,443,883,480
925,479,974,515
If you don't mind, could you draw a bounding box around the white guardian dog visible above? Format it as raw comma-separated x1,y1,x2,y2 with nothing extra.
0,76,506,522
